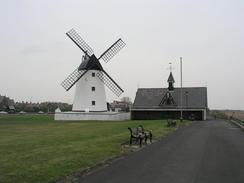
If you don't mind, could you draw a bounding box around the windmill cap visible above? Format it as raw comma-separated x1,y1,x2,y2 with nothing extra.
78,55,103,71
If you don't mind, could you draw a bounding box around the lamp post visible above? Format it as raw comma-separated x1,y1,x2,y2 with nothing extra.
180,57,183,122
185,91,189,108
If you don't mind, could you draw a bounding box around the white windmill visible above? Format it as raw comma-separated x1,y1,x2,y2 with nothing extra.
61,29,126,112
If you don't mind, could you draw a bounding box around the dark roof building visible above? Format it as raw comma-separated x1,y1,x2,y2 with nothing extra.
131,72,208,120
0,95,15,112
0,96,4,104
110,100,132,112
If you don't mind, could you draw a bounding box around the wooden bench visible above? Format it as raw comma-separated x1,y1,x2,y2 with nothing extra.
138,125,152,143
128,125,152,147
167,119,177,127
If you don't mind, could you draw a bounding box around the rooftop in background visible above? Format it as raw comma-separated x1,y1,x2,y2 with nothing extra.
133,87,208,109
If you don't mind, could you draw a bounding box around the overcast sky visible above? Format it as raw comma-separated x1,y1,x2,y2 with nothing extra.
0,0,243,110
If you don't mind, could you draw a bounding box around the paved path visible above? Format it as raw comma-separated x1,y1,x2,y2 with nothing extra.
79,119,244,183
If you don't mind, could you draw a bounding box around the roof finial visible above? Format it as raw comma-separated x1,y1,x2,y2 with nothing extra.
167,63,175,91
169,62,172,72
167,62,175,72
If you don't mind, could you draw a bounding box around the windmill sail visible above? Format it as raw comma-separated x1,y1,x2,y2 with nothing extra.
96,70,124,97
61,69,88,91
62,28,125,99
66,29,94,56
98,38,125,63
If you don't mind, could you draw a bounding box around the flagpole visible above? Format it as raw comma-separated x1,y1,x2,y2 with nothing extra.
180,57,183,122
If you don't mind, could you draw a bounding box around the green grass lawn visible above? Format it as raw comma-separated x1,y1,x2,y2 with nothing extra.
0,114,190,183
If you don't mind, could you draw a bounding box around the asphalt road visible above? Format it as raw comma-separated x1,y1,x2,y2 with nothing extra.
78,119,244,183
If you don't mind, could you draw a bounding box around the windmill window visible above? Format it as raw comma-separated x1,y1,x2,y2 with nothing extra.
92,101,96,106
92,72,95,77
92,87,95,91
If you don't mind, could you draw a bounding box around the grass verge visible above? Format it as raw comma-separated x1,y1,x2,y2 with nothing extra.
0,114,190,182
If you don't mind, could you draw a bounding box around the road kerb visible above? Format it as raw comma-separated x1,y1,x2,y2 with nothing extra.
230,120,244,131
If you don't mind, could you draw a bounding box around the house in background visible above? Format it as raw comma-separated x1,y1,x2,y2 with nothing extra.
109,100,132,112
0,95,15,113
131,72,208,120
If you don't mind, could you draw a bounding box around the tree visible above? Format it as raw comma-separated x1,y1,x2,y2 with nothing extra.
120,97,131,103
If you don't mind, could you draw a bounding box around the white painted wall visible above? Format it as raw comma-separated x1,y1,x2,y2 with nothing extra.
72,70,107,111
55,112,131,121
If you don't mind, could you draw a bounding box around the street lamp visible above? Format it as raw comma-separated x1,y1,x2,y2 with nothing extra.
185,91,189,108
180,57,183,122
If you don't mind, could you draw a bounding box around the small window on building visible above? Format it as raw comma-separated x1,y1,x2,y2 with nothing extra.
92,87,95,91
92,72,95,77
92,101,96,106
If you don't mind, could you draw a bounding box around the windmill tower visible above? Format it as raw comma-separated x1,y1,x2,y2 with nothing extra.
61,29,125,112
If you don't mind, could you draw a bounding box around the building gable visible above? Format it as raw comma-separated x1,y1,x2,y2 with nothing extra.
159,91,177,107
